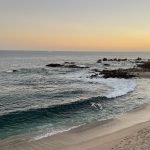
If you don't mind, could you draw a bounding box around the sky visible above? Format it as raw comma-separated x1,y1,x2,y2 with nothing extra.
0,0,150,51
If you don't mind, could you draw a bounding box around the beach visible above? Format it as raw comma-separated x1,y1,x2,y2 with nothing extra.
1,103,150,150
0,51,150,150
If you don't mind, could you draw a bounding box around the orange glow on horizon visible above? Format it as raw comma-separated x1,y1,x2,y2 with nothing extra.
1,32,150,51
1,22,150,51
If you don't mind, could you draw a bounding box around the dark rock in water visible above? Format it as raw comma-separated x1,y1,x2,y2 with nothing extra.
103,58,108,61
136,57,142,61
137,61,150,70
100,69,135,79
98,58,128,62
46,64,64,67
115,58,127,62
90,68,135,79
103,64,110,66
109,58,115,61
135,57,143,63
46,63,88,69
97,59,102,63
64,64,89,69
12,70,17,72
90,73,99,79
66,64,81,68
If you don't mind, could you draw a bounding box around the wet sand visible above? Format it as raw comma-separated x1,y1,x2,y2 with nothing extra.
1,103,150,150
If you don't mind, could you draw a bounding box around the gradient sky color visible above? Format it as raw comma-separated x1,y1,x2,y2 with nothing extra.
0,0,150,51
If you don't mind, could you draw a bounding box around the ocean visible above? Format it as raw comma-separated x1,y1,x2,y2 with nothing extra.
0,51,150,140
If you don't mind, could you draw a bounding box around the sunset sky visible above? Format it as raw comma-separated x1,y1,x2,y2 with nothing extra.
0,0,150,51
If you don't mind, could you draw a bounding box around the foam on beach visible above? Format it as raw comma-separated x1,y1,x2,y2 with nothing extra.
33,124,85,141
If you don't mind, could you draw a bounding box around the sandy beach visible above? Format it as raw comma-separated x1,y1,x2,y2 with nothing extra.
1,103,150,150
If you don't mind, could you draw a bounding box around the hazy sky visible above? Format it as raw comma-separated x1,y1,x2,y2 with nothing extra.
0,0,150,51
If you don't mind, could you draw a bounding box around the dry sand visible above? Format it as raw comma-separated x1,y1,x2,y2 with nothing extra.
1,104,150,150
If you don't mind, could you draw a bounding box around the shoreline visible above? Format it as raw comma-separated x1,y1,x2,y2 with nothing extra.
0,66,150,150
1,103,150,150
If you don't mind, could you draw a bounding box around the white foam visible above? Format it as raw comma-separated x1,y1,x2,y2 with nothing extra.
33,124,85,141
84,78,136,98
65,70,136,99
6,70,13,73
91,102,103,110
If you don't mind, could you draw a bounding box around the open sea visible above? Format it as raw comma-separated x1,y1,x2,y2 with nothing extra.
0,51,150,140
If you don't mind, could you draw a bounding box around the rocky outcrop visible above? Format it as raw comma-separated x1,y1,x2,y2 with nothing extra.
103,64,110,67
46,63,89,69
90,73,99,79
97,59,102,63
137,61,150,70
90,68,135,79
136,57,142,61
103,58,108,61
100,69,135,79
97,58,128,63
12,70,17,72
46,64,64,67
65,64,88,68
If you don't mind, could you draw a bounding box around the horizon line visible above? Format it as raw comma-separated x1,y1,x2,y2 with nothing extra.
0,48,150,53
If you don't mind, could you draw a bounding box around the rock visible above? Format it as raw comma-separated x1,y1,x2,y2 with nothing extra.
97,58,128,62
137,61,150,70
135,57,143,63
103,58,108,61
90,73,99,79
103,64,110,66
100,69,135,79
136,57,142,61
12,70,17,72
97,59,102,63
46,63,88,69
90,68,135,79
46,64,63,67
116,58,127,62
66,64,81,68
122,58,128,61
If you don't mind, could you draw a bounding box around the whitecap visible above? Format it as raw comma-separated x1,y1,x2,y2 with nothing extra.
65,70,136,99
